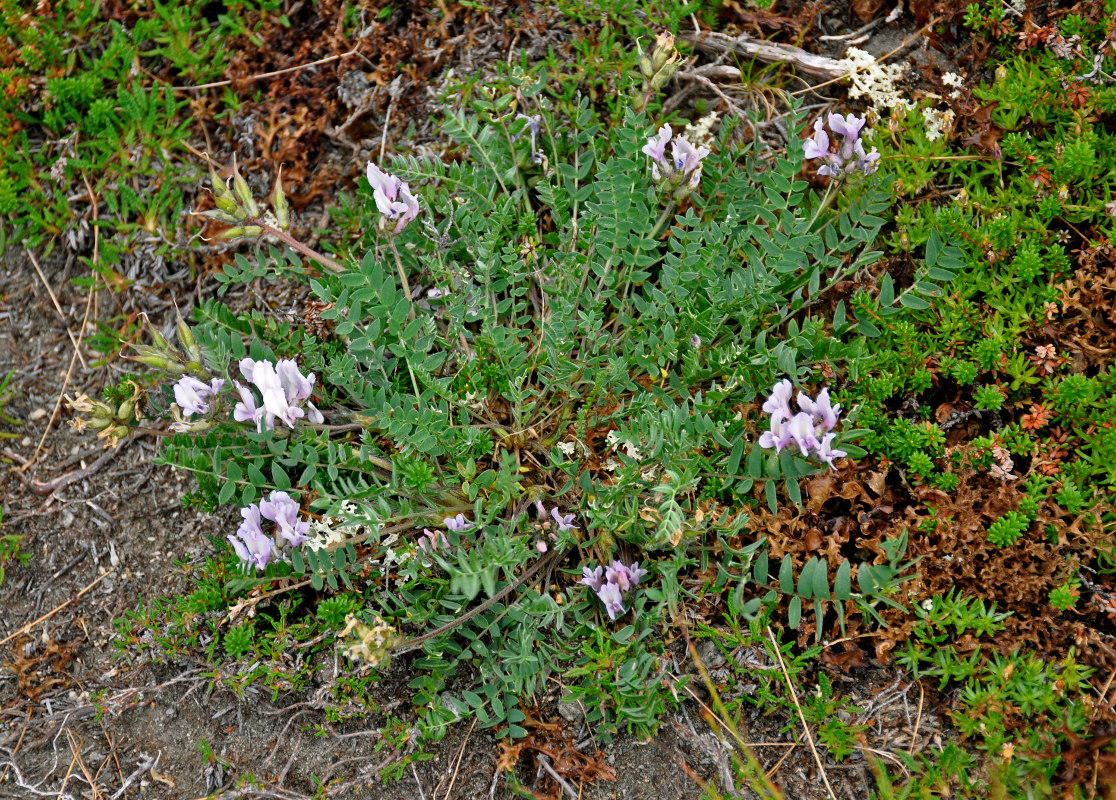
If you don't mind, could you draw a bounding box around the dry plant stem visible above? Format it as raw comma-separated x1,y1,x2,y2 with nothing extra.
23,249,95,470
243,217,346,274
910,679,925,756
438,719,476,800
536,754,578,800
392,547,565,655
172,49,360,91
24,248,87,370
22,439,128,496
766,626,838,800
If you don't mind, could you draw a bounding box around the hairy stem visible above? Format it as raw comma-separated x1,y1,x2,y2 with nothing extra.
244,217,346,274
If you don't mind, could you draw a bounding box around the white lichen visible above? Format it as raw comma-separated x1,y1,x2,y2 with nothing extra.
843,47,915,114
922,107,956,142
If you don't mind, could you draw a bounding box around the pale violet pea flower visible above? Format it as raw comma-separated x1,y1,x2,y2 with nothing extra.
797,387,840,431
802,118,830,162
670,136,710,175
787,412,820,457
803,112,878,178
854,139,881,175
597,582,626,621
418,528,450,554
229,504,273,572
173,376,225,417
828,113,866,156
606,560,648,592
237,357,322,430
444,513,473,532
366,163,421,234
232,381,264,427
245,359,302,429
259,490,309,547
513,114,544,163
580,565,605,592
550,508,578,531
759,411,792,453
762,378,795,422
582,559,648,620
642,124,673,163
815,433,848,470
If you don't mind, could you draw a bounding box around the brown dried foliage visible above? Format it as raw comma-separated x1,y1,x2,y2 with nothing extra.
496,711,615,797
4,634,78,702
737,452,1115,675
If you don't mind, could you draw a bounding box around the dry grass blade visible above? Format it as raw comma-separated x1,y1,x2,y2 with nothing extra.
766,626,838,800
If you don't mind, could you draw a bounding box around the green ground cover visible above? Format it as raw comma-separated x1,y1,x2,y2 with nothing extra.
7,0,1116,797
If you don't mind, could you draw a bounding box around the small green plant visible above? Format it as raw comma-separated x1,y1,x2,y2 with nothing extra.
987,511,1030,547
973,384,1005,411
1048,581,1079,611
0,531,29,587
223,622,255,659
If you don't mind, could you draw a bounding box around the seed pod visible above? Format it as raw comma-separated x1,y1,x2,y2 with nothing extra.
129,345,185,375
214,193,239,214
210,163,236,202
106,425,130,442
271,167,289,231
176,310,202,365
140,313,169,352
231,157,260,217
89,401,117,429
200,209,241,224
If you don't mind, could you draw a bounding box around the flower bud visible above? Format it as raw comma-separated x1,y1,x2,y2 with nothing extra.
90,401,116,429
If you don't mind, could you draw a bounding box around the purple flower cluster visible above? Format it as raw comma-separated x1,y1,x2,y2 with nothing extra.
642,124,710,187
758,379,847,469
417,514,472,559
580,560,649,621
228,491,310,572
803,113,880,177
418,528,450,554
366,163,420,234
533,501,577,553
233,357,323,432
